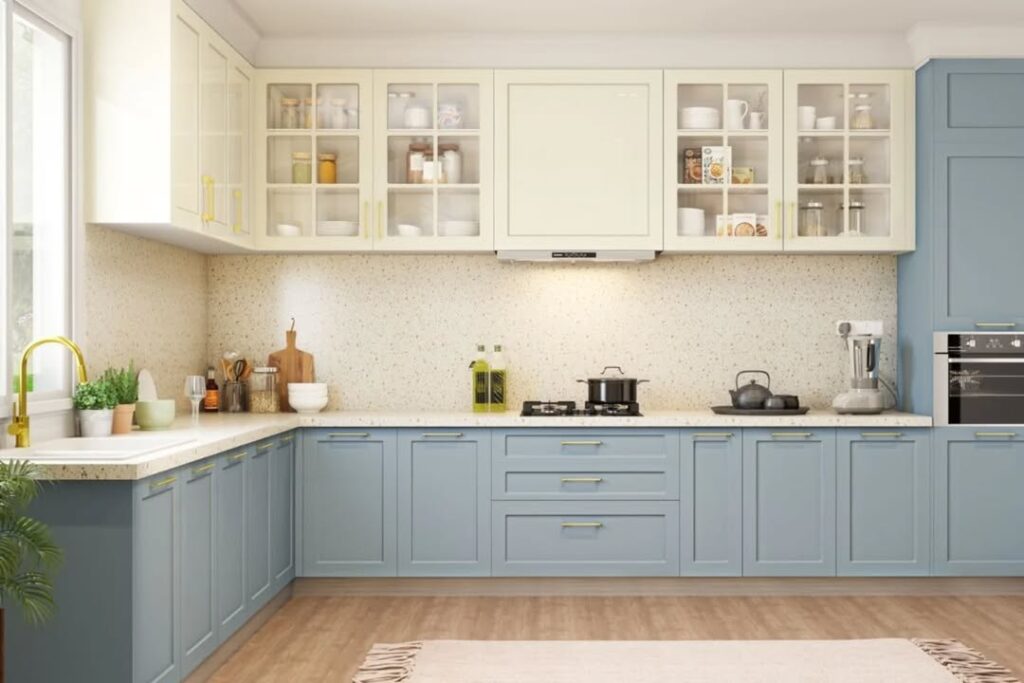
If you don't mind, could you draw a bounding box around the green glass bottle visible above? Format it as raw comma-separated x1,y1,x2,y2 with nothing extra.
471,344,490,413
489,344,507,412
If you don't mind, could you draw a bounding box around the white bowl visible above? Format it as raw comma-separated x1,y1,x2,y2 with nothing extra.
438,220,479,237
317,220,359,237
396,223,422,237
679,106,721,130
288,395,328,414
276,223,302,237
288,383,327,391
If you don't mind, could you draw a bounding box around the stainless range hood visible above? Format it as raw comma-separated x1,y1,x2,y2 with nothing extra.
496,250,658,263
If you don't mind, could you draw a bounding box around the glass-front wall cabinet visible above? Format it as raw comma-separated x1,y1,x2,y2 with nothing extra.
665,70,784,252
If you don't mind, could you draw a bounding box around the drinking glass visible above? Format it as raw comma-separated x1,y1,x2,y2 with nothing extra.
184,375,205,428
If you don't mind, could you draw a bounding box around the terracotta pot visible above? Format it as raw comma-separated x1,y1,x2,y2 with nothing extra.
111,403,136,435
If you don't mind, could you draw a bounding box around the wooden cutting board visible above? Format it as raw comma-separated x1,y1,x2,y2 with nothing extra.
267,328,315,412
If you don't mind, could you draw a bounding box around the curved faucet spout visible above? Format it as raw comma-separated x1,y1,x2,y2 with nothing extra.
8,336,88,448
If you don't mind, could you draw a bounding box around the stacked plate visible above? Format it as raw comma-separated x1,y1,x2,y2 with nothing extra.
288,383,328,414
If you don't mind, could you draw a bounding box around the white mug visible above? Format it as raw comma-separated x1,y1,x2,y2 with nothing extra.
798,106,817,130
725,99,749,130
816,116,837,130
678,207,706,237
749,111,765,129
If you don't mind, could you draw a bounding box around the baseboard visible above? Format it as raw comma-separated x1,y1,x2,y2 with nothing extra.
293,576,1024,597
185,583,294,683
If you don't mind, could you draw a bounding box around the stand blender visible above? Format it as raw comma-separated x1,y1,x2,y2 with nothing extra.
832,320,896,414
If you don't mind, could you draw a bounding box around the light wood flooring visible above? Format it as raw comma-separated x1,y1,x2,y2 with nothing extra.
210,579,1024,682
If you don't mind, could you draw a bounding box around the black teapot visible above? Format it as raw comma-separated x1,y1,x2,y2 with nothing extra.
729,370,773,410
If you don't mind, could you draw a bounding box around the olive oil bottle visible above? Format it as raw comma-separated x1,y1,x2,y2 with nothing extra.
470,344,490,412
489,344,507,412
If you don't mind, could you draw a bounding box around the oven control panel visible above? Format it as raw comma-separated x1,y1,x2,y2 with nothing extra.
945,333,1024,356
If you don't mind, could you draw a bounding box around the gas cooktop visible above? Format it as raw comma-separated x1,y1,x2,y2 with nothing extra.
521,401,642,417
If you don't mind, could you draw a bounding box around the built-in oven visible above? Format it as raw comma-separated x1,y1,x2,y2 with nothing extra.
934,332,1024,425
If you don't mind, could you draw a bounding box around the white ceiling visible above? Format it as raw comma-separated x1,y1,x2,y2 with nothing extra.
231,0,1024,36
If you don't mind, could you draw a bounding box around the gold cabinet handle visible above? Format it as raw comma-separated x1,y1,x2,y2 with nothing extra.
191,462,215,477
279,435,294,444
229,452,247,463
201,176,214,223
693,432,734,439
975,432,1017,439
773,201,782,240
149,475,177,493
561,521,603,528
975,322,1017,328
560,477,603,484
329,432,370,439
771,432,813,439
376,201,384,239
256,443,275,452
232,189,243,233
561,440,603,447
422,432,464,438
861,432,903,438
362,200,369,239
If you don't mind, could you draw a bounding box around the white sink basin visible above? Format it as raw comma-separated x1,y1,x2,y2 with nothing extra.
30,434,196,461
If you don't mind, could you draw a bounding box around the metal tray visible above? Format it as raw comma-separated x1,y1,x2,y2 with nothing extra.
710,405,810,416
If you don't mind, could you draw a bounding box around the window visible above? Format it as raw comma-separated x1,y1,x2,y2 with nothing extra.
2,1,73,413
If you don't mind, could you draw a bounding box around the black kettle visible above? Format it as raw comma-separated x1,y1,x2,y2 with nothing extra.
729,370,772,409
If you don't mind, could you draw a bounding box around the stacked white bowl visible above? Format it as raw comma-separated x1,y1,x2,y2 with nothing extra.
288,383,328,414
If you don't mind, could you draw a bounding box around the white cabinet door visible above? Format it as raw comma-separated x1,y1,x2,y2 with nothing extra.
782,70,914,253
200,40,229,231
227,63,252,236
495,71,663,251
171,8,202,230
664,70,784,252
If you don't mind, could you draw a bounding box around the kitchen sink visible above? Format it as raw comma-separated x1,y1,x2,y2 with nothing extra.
29,434,196,460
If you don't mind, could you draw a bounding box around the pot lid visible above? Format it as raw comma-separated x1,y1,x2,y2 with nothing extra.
585,365,637,381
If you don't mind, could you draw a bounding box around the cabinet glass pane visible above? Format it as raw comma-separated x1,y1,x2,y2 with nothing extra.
267,136,311,184
848,136,890,185
797,84,844,130
438,135,478,185
316,188,362,237
849,84,890,131
267,187,311,237
315,136,359,184
267,83,312,130
849,187,890,237
677,84,723,130
316,83,359,130
798,136,843,185
438,189,481,237
388,83,433,130
388,188,433,237
797,188,842,237
437,84,479,129
676,135,724,185
724,83,769,132
676,188,722,237
727,187,770,237
730,137,768,185
388,135,433,185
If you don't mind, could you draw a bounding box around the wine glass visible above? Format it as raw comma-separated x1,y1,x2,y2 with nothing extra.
184,375,205,429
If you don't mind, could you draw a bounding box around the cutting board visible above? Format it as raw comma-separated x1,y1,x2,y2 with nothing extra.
268,329,315,412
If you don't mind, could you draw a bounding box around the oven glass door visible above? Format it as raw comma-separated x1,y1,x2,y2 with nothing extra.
947,359,1024,424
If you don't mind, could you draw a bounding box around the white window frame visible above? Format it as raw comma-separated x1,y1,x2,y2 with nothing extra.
0,0,80,421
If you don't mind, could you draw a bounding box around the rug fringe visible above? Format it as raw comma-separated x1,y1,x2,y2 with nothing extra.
352,642,423,683
912,638,1020,683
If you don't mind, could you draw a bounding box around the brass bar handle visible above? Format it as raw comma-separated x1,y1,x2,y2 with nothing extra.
232,189,243,233
201,176,214,223
561,521,603,528
149,475,177,493
860,432,904,438
362,200,369,239
228,452,247,463
975,322,1017,328
376,201,384,239
560,477,604,484
191,462,215,477
279,435,294,444
422,432,464,438
693,432,734,439
771,432,813,438
975,432,1017,439
329,432,370,439
257,443,275,452
560,440,603,447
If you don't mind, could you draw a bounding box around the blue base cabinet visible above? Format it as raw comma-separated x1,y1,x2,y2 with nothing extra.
216,446,250,641
837,429,931,576
398,430,491,576
743,429,837,576
680,430,742,576
180,458,218,673
271,433,296,590
934,428,1024,576
301,429,397,576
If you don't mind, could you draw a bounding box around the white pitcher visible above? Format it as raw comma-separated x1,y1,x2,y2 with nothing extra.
725,99,749,130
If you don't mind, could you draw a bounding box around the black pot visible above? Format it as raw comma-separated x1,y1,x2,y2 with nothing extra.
578,366,649,404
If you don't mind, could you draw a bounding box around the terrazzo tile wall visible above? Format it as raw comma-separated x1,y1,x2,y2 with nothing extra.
84,226,209,410
207,254,898,411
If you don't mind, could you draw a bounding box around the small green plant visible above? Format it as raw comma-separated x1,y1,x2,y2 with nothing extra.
0,460,62,625
101,363,138,405
72,380,117,411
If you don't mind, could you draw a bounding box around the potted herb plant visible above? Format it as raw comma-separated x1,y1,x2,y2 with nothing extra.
0,461,62,683
72,380,117,437
102,364,138,435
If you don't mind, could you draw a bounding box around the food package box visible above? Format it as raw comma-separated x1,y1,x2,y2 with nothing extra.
682,147,703,184
702,146,731,185
732,213,758,237
731,166,755,184
755,214,769,237
715,214,733,237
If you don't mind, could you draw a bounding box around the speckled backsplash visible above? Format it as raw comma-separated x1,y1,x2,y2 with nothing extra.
207,254,897,411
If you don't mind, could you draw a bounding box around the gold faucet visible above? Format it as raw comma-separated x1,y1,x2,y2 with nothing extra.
8,336,88,448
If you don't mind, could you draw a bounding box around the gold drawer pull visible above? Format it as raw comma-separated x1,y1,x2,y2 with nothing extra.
279,435,294,444
150,475,177,492
229,452,247,463
561,521,603,529
422,432,464,438
329,432,370,439
191,462,215,476
861,432,903,438
561,440,603,447
560,477,604,484
257,443,275,452
693,432,733,439
976,432,1017,439
771,432,813,438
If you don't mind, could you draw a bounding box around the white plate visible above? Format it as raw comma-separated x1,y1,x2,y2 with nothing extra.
317,220,359,237
397,223,422,237
438,220,479,237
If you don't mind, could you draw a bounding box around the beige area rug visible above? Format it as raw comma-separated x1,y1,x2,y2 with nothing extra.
352,639,1019,683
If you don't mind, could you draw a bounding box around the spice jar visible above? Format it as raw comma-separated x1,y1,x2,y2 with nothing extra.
810,156,831,184
248,367,279,413
303,97,315,129
800,201,826,237
406,141,430,183
292,152,312,184
421,147,437,183
280,97,299,129
841,201,866,235
851,104,875,130
318,153,337,184
848,157,867,184
438,143,462,184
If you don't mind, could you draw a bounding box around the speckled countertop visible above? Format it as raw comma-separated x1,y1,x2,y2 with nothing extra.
2,410,932,481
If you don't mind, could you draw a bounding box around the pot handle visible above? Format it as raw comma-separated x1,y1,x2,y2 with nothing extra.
637,380,651,384
601,366,625,376
735,370,771,390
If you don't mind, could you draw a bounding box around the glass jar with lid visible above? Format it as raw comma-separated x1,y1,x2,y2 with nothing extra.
848,157,867,184
303,97,315,129
280,97,299,129
406,141,430,183
800,201,826,237
292,152,312,184
403,98,431,129
840,201,866,235
438,143,462,184
318,153,337,184
810,156,831,185
249,367,279,413
851,104,875,130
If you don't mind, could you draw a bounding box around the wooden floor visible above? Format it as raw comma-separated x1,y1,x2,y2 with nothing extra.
210,582,1024,681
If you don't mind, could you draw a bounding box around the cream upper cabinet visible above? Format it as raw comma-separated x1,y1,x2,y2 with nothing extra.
495,71,663,251
253,69,375,251
85,0,252,252
664,70,784,252
782,70,914,253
